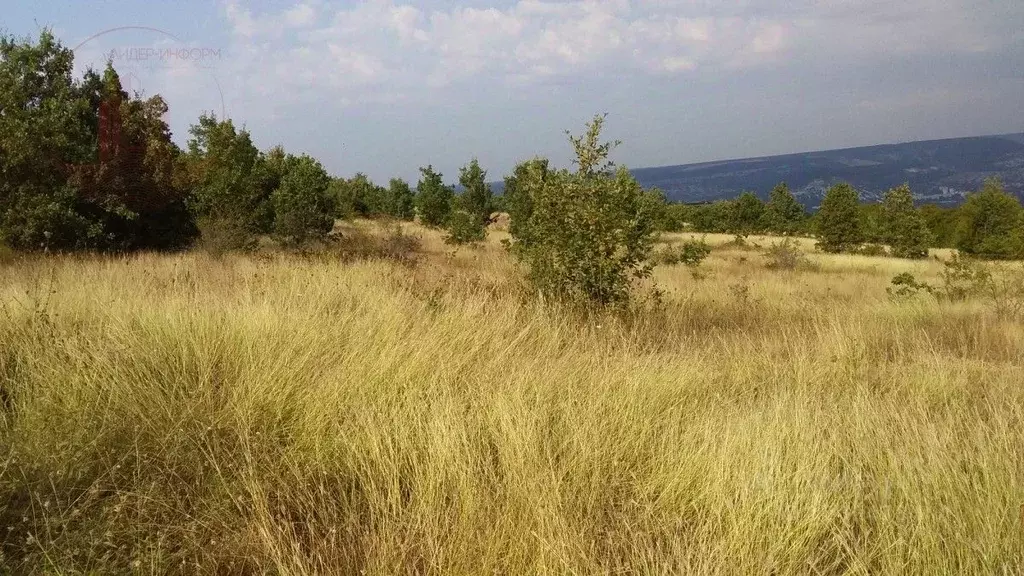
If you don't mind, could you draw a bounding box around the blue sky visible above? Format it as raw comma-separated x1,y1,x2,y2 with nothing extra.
6,0,1024,184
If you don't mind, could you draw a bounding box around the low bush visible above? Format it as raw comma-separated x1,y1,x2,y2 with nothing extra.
332,221,422,265
444,210,487,246
720,234,761,251
196,217,259,256
888,254,1024,319
856,243,888,257
887,272,933,299
764,238,812,270
652,237,712,267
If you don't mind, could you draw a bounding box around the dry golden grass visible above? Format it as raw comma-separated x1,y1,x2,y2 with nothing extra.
1,224,1022,574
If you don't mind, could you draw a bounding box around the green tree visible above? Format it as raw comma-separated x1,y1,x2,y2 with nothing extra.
659,202,690,232
444,159,492,244
920,204,959,248
383,178,415,220
508,115,659,306
251,145,295,230
414,165,453,227
503,158,548,238
330,173,386,218
0,31,93,250
730,191,765,234
0,32,195,251
271,155,335,245
881,184,931,258
955,178,1023,259
70,65,197,250
858,203,885,244
443,210,487,245
761,183,806,235
689,201,734,233
457,159,493,224
567,113,620,176
816,182,864,253
183,114,268,239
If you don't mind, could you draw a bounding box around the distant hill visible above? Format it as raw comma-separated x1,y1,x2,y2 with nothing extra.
629,133,1024,208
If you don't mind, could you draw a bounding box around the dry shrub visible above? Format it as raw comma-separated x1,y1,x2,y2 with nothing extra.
331,221,422,265
764,238,814,271
196,217,258,256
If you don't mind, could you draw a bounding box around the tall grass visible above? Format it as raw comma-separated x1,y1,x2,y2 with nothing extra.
1,227,1022,574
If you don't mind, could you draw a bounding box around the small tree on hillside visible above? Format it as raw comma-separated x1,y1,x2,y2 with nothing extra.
731,191,765,234
920,204,960,248
956,178,1023,259
858,203,885,244
508,115,659,306
816,182,863,253
761,182,806,235
184,114,268,241
457,158,493,225
414,165,453,227
332,173,386,218
384,178,415,220
444,159,491,244
882,184,931,258
503,158,548,238
271,155,335,246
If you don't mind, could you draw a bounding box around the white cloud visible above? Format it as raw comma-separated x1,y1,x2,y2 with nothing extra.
284,3,317,28
213,0,1023,109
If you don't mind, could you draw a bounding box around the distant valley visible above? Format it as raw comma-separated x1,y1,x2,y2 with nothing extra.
628,133,1024,208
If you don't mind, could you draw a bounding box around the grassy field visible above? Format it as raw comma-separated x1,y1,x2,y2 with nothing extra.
1,222,1022,574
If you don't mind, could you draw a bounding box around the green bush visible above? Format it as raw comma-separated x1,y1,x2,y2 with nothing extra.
816,183,864,253
938,253,992,301
856,243,888,257
271,155,336,246
415,166,454,227
887,272,933,299
761,183,807,235
444,209,487,246
652,237,711,267
955,178,1023,259
507,115,659,307
889,256,1024,319
882,184,931,259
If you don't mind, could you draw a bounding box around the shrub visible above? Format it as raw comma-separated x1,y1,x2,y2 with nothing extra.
457,159,493,227
816,182,864,253
889,255,1024,319
444,210,487,246
332,221,421,265
502,159,548,238
887,272,933,299
415,166,454,227
882,184,931,259
938,253,992,301
856,243,888,257
764,238,811,270
196,217,258,256
730,192,765,234
652,237,711,267
955,178,1023,259
984,266,1024,320
761,182,807,235
271,155,336,247
507,115,659,307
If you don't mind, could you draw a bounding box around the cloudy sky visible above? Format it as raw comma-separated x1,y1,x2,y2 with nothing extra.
8,0,1024,183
